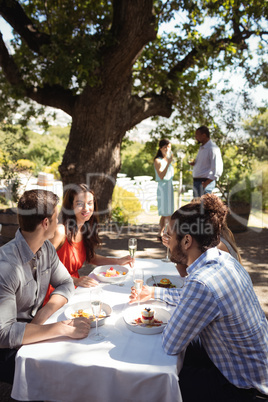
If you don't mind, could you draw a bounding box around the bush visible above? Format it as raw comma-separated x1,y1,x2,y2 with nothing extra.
17,159,36,171
112,186,143,224
44,161,61,180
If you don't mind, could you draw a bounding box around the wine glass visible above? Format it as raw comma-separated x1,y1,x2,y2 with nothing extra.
162,223,171,262
133,268,144,306
89,288,105,342
128,238,137,258
128,238,137,274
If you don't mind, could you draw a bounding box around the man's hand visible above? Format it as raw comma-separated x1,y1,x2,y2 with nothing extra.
64,317,91,339
129,285,154,304
202,179,212,189
162,233,170,248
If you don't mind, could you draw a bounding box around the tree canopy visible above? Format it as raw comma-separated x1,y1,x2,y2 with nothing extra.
0,0,267,214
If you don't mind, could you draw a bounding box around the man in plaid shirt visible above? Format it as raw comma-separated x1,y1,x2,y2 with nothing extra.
130,194,268,401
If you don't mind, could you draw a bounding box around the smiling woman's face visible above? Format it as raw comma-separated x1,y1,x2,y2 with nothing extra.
160,143,171,156
73,191,94,225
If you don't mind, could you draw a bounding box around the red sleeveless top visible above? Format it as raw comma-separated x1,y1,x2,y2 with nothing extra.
43,238,87,305
57,237,86,279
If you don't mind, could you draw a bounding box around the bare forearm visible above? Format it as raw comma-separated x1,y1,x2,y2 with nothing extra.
90,254,131,266
22,321,71,345
23,317,92,345
31,294,68,325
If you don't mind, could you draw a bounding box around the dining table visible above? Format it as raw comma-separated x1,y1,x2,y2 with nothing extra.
11,258,185,402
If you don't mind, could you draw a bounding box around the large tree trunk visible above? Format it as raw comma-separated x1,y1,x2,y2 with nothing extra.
59,83,133,219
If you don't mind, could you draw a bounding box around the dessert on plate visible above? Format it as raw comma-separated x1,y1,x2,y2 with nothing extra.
141,307,155,324
99,267,126,277
133,307,163,327
152,277,176,288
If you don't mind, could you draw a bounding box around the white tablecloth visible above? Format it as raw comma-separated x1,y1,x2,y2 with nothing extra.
12,259,184,402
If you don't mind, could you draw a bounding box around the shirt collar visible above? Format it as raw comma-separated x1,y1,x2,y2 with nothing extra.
186,247,220,275
201,139,211,148
15,229,43,264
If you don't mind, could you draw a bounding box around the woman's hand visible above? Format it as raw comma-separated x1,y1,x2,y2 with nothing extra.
116,255,135,268
167,152,173,163
129,285,154,304
73,276,99,288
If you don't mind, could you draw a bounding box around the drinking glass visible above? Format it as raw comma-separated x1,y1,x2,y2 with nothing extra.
128,238,137,258
128,237,137,274
133,268,144,306
89,288,105,341
162,223,171,262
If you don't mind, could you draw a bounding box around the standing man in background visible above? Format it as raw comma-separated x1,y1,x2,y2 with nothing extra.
189,126,223,197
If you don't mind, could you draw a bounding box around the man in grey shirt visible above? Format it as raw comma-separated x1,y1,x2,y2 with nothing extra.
189,126,223,197
0,189,91,384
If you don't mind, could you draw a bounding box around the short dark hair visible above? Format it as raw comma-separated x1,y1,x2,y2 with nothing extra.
17,190,59,232
171,194,228,252
196,126,210,138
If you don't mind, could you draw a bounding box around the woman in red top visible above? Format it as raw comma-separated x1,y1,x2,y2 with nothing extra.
44,184,133,303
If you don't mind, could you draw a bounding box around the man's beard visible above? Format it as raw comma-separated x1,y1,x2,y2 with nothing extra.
170,240,188,266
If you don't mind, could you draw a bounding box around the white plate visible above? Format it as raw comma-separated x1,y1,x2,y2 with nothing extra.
64,301,112,327
93,265,129,283
146,275,184,289
123,305,171,335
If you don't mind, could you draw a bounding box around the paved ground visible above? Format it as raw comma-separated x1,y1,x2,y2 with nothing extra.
1,224,267,401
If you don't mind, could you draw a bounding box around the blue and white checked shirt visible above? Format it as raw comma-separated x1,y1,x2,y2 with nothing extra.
154,247,268,394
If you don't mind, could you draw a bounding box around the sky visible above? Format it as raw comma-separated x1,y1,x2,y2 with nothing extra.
0,14,267,138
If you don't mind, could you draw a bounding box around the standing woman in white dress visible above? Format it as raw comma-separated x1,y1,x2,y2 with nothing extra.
154,139,174,238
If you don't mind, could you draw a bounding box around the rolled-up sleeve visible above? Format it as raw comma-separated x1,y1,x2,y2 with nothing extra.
44,241,74,301
0,262,27,349
207,147,223,181
49,259,74,301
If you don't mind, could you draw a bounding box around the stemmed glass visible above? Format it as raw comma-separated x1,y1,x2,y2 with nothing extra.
128,238,137,275
133,268,144,306
162,223,171,262
89,288,105,342
128,238,137,259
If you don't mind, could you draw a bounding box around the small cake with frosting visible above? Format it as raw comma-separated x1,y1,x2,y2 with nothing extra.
159,278,171,286
141,308,155,324
105,267,119,277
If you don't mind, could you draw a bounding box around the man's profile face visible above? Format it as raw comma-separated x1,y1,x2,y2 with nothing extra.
46,207,58,240
168,221,188,266
195,130,206,145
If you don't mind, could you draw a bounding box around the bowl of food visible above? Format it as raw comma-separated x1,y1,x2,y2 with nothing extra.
146,275,184,288
64,301,112,327
123,305,171,335
92,265,129,283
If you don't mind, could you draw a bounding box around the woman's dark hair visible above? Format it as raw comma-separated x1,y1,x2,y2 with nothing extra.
61,184,100,262
171,194,228,252
154,138,170,160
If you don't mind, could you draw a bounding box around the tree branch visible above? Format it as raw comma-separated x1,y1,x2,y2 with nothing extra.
126,92,173,131
0,31,22,86
0,0,50,53
167,29,268,84
0,32,75,115
103,0,157,79
25,85,76,116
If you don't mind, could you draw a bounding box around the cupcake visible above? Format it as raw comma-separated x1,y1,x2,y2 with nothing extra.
141,307,155,324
